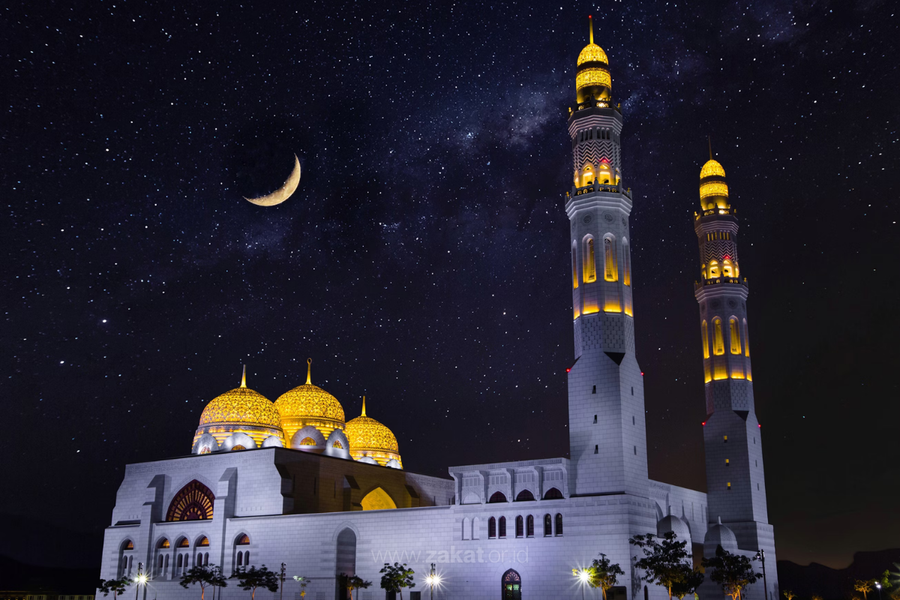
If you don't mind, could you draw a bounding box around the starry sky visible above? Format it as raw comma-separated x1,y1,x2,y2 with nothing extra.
3,0,898,571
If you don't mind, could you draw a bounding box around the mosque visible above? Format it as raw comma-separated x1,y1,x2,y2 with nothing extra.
98,19,778,600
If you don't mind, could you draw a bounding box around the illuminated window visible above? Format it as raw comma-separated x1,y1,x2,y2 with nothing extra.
623,238,631,286
729,318,741,354
488,517,497,539
583,236,596,283
723,436,728,443
727,482,731,490
744,319,750,356
332,440,343,449
526,515,534,537
582,166,594,187
236,534,250,546
158,538,170,549
603,236,617,282
725,459,730,466
499,516,507,538
166,480,215,522
543,514,552,536
231,445,246,451
701,320,709,359
709,260,719,279
597,164,611,184
713,319,724,355
723,260,734,278
124,540,134,550
571,244,579,289
515,516,524,538
299,437,317,446
197,537,209,547
555,514,564,536
177,538,190,548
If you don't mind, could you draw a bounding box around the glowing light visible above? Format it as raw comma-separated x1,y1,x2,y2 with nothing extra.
579,570,591,583
702,421,706,426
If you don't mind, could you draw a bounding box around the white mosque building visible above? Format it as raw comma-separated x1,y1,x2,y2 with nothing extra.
98,20,778,600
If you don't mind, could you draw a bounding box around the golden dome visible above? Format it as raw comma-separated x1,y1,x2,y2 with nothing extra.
575,16,612,103
345,397,402,468
199,373,281,429
275,359,346,443
577,43,608,67
700,159,726,179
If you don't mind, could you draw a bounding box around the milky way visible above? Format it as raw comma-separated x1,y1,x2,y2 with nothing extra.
3,0,898,568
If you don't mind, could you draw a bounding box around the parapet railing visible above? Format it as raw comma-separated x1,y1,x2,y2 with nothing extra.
568,183,632,199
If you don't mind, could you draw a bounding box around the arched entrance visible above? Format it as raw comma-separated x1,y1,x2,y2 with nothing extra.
335,528,357,600
502,569,521,599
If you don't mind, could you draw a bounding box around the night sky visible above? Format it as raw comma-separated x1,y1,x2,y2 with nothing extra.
3,0,898,571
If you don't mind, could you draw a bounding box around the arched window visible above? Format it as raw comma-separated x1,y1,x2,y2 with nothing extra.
555,513,564,536
543,514,552,537
729,317,741,354
157,555,164,574
472,516,480,540
723,259,734,278
709,260,720,279
502,569,522,600
236,534,250,546
572,243,579,289
515,489,535,502
177,537,189,548
462,517,470,540
158,538,170,549
583,237,596,283
177,555,183,568
236,552,242,567
244,551,250,566
164,554,169,577
713,318,725,356
299,437,317,446
488,517,497,539
604,236,617,282
197,537,209,547
166,480,215,522
623,238,631,286
542,487,563,500
498,516,507,538
701,320,709,359
744,319,750,356
526,515,534,537
515,516,524,538
488,491,507,504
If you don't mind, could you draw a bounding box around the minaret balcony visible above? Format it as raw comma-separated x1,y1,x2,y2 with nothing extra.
695,207,734,220
694,277,748,290
570,182,632,199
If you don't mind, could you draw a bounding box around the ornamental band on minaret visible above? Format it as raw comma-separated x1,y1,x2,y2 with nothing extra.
565,16,648,498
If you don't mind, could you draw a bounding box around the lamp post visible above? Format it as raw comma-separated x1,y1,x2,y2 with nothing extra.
876,582,883,600
134,563,147,600
577,569,590,600
754,549,768,600
425,562,439,600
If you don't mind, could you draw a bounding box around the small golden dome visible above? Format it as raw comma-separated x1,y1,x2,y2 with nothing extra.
345,397,402,468
700,159,726,180
199,382,281,429
577,43,608,67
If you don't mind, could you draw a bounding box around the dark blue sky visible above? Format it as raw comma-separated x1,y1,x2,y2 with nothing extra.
3,0,898,569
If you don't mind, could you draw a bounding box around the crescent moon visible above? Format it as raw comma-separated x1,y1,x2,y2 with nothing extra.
244,154,301,207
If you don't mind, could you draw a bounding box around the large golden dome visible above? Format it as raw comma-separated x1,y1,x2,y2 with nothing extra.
345,397,402,468
193,367,285,451
275,359,346,443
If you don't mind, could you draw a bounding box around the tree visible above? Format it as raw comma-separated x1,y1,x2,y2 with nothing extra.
856,579,875,600
573,554,625,600
292,575,310,598
811,595,823,600
98,578,130,599
630,531,692,600
701,545,761,600
380,562,415,600
232,565,280,600
339,573,372,600
669,563,704,600
180,565,227,600
782,590,796,600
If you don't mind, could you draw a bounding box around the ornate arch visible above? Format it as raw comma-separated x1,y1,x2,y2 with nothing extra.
165,480,215,521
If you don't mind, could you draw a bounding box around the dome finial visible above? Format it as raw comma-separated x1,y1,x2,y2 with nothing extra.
708,135,713,160
306,358,312,385
241,364,247,388
589,15,594,45
361,395,367,417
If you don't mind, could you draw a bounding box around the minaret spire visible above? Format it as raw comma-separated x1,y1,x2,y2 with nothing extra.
589,15,594,44
240,364,247,388
361,395,367,417
306,358,312,385
708,135,713,160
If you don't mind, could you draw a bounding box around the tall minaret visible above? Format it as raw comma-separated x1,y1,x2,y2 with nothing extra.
566,17,648,498
694,153,777,597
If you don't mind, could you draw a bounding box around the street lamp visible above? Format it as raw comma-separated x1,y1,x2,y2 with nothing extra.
134,563,148,600
424,563,440,600
876,582,883,600
575,569,591,600
753,549,768,600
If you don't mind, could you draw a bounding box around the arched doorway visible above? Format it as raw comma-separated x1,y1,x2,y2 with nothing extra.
502,569,521,600
336,528,357,600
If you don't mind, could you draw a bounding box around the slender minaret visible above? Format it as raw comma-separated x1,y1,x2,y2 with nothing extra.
566,17,648,497
694,152,777,598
